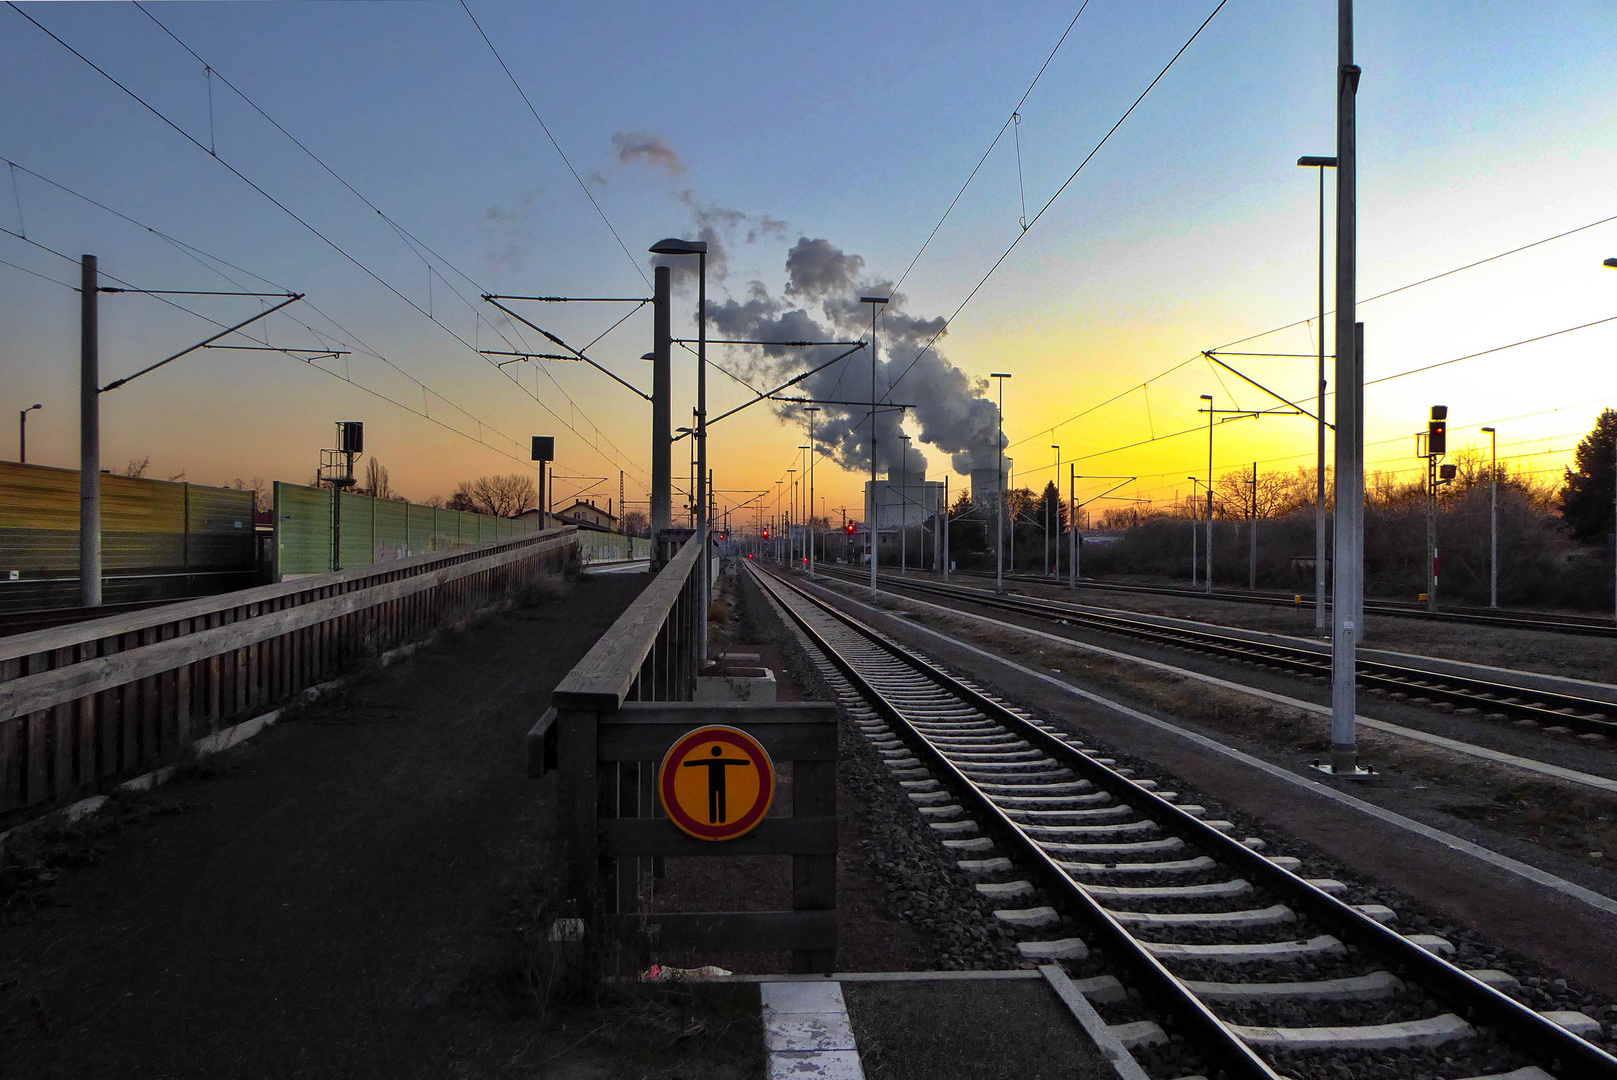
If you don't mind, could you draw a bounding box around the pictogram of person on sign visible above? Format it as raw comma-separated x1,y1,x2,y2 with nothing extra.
684,744,752,823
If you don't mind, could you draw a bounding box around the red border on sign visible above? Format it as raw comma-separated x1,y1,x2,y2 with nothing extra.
658,725,774,841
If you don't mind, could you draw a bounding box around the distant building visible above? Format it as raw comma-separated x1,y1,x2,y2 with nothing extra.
863,468,946,533
554,498,619,532
969,455,1012,506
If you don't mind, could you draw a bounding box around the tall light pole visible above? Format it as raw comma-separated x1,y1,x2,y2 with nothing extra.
1298,155,1338,633
788,467,798,563
1188,477,1201,587
19,403,41,465
805,406,820,578
861,296,890,597
650,237,711,661
991,374,1012,593
1050,445,1061,578
898,434,911,574
1200,394,1214,594
1605,260,1617,623
1482,425,1497,609
1326,0,1365,776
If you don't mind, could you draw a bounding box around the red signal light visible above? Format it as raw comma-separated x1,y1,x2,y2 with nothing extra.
845,522,856,534
747,553,754,559
762,528,770,539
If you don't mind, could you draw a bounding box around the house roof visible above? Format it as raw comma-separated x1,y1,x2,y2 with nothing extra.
558,499,617,521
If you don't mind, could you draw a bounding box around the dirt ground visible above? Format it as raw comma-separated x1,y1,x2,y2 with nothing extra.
844,979,1115,1080
0,572,768,1080
907,568,1617,685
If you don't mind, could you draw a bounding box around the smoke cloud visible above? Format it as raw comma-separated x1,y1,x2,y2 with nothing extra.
650,190,789,289
611,131,686,175
701,234,1003,480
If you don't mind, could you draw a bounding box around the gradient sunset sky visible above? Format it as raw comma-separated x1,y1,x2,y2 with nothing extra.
4,1,1616,528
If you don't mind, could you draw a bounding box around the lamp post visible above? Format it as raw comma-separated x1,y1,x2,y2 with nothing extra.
788,467,797,564
1298,155,1338,633
898,434,911,574
860,296,890,597
1481,425,1498,609
1050,445,1061,578
18,403,41,464
804,406,820,577
1199,394,1214,594
1188,477,1200,587
649,237,710,661
991,374,1012,592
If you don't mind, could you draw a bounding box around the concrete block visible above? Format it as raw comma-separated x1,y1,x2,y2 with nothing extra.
694,667,777,704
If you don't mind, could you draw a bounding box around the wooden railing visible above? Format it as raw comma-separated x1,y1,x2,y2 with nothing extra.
0,527,577,823
533,535,838,972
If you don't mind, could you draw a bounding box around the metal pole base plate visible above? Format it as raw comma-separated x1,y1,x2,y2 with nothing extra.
1309,760,1378,780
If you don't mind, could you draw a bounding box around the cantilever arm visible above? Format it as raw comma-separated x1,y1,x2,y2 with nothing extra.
1202,352,1332,429
101,294,304,392
483,296,652,402
693,342,868,432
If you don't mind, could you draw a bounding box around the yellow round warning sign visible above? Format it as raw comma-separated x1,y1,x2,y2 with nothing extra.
658,725,775,841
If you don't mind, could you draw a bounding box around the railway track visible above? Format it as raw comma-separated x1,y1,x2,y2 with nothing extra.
939,566,1617,638
807,565,1617,741
750,561,1617,1080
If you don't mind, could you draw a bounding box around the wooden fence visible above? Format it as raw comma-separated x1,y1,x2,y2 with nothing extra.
533,535,839,972
0,526,578,823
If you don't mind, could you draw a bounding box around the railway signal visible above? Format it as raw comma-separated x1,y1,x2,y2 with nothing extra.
1419,406,1450,613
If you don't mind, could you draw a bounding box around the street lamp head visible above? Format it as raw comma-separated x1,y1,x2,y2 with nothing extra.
640,352,656,361
990,372,1012,379
1481,426,1495,433
26,403,42,412
1604,258,1617,268
1297,155,1338,168
1199,393,1213,401
859,296,890,305
648,238,707,255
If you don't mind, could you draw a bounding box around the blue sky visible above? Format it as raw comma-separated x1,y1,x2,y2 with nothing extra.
4,1,1616,521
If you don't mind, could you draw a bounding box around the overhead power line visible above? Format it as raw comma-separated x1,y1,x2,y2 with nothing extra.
8,3,649,485
883,0,1228,402
458,0,651,291
889,1,1093,299
0,167,556,472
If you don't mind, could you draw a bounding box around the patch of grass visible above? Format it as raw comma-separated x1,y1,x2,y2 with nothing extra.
517,571,571,608
0,790,196,916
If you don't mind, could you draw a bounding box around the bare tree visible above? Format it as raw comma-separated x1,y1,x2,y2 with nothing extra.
124,455,150,478
420,494,446,509
455,474,537,517
360,457,392,500
447,489,476,512
621,509,650,537
231,476,268,513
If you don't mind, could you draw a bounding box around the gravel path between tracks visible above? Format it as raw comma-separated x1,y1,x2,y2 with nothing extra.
704,566,1020,974
0,572,778,1080
791,569,1617,1026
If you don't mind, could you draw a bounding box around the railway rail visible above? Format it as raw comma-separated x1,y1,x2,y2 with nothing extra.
750,561,1616,1080
806,565,1617,741
938,566,1617,638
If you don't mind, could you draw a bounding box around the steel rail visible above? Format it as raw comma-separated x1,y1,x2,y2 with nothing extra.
758,562,1617,1079
816,566,1617,738
749,564,1283,1079
950,567,1617,638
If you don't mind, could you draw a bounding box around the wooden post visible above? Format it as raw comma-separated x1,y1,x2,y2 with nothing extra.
792,756,837,974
